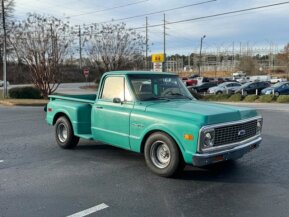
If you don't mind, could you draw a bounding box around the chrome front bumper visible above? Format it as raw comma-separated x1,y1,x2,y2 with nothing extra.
192,136,262,167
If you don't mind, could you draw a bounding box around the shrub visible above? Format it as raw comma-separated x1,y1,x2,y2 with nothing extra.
277,95,289,103
201,94,215,101
214,94,231,101
228,94,243,102
9,87,42,99
244,95,258,102
258,95,275,103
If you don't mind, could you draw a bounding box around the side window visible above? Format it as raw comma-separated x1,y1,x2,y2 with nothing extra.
101,76,132,101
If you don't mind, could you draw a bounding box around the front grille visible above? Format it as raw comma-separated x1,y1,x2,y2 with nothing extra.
214,120,257,146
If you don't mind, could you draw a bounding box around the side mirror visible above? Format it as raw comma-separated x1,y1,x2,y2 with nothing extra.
113,97,122,104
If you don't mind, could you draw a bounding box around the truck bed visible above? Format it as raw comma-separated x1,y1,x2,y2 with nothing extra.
49,93,97,104
47,94,97,139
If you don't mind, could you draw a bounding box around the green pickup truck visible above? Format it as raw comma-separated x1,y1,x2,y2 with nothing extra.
46,71,262,177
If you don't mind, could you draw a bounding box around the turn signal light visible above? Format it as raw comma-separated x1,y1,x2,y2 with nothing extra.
184,134,194,140
48,108,52,112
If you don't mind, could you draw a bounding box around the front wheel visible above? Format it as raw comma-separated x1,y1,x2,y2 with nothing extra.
274,91,280,97
144,132,183,177
55,116,79,149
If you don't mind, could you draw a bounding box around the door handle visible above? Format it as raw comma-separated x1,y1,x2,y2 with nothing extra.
96,106,103,109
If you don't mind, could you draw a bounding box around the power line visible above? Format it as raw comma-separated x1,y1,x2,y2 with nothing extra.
130,1,289,30
66,0,149,18
93,0,216,24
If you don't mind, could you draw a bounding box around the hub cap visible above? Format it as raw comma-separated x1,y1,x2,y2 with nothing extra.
57,123,68,143
150,141,171,169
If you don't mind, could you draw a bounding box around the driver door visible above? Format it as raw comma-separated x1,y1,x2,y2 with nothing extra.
91,75,134,150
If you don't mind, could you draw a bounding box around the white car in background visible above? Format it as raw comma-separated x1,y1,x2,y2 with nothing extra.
0,80,10,87
208,82,241,94
270,77,287,84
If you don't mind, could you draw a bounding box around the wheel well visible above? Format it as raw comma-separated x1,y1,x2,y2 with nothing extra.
140,130,183,156
53,112,70,125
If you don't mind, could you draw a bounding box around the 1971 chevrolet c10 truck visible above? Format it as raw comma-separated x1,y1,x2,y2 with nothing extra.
46,71,263,177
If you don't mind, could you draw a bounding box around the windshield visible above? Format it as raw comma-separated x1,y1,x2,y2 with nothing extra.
272,82,285,88
128,74,194,101
241,82,252,88
219,82,230,87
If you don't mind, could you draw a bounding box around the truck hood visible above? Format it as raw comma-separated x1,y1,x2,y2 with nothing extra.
145,100,258,125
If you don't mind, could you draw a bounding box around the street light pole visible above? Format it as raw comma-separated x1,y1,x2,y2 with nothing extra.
198,35,206,76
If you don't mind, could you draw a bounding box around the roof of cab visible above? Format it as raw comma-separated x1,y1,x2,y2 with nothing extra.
103,71,176,76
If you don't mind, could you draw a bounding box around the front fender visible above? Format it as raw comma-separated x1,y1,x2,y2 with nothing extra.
138,123,199,164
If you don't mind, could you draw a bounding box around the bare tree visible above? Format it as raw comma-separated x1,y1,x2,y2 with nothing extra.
87,23,145,73
275,43,289,75
237,56,258,75
9,13,74,98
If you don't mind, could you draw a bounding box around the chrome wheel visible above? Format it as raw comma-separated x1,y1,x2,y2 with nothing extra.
57,123,68,143
150,141,171,169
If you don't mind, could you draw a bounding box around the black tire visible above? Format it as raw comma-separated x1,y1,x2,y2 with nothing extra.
274,91,280,97
216,91,223,95
55,116,79,149
144,132,183,177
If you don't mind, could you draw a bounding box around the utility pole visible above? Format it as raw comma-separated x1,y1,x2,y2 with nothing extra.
78,25,82,71
198,35,206,76
1,0,7,98
163,13,166,72
232,41,235,70
145,16,148,70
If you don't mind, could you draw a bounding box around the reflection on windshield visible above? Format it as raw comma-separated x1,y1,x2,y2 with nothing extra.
128,74,194,101
272,82,284,87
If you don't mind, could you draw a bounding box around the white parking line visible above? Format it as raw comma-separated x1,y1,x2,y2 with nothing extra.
66,203,109,217
0,160,4,163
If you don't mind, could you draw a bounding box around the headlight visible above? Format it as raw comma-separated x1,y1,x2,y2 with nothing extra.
200,129,215,150
256,118,263,134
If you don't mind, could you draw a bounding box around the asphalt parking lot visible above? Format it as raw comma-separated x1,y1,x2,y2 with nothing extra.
0,105,289,217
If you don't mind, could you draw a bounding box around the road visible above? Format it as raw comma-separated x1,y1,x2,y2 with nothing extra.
0,105,289,217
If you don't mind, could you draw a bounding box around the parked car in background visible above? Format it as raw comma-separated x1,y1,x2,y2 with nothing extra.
270,77,287,84
185,75,198,86
190,82,218,93
236,76,250,84
0,80,10,87
208,82,241,94
234,81,270,95
249,75,271,82
261,82,289,96
211,77,227,84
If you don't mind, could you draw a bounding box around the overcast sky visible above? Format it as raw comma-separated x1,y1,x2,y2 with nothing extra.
15,0,289,55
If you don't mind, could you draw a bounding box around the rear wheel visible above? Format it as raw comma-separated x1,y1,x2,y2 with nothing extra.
144,132,183,177
55,116,79,149
216,91,223,95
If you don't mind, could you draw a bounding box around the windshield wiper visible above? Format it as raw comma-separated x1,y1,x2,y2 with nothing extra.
142,96,171,101
166,93,193,100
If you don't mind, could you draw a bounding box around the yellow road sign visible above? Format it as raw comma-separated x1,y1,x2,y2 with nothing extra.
152,53,165,63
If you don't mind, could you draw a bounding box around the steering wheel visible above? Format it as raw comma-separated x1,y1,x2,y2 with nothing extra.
161,88,179,96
